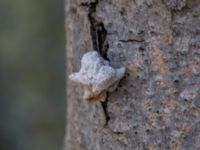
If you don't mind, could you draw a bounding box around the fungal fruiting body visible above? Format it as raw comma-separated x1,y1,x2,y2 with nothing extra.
69,51,125,101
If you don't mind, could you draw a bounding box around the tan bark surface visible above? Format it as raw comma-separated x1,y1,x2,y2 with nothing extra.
65,0,200,149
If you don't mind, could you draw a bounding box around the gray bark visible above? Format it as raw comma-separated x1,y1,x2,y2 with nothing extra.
65,0,200,149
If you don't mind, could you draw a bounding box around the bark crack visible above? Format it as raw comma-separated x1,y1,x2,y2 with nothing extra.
119,38,144,43
80,0,109,60
80,0,112,129
101,93,124,135
101,92,110,127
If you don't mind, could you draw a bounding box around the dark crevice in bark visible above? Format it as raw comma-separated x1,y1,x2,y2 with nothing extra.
114,131,123,135
119,38,145,43
101,93,123,135
80,0,109,60
101,92,110,127
105,127,124,135
80,0,111,129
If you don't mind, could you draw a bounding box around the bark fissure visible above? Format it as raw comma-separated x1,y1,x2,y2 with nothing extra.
80,0,109,60
80,0,111,130
101,92,110,127
101,93,124,135
119,38,145,43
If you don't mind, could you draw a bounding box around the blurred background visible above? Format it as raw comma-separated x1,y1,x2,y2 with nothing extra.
0,0,65,150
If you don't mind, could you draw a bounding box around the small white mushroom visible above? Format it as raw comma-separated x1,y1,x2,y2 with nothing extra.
69,51,125,101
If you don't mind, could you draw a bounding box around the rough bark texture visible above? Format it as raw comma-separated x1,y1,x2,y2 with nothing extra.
65,0,200,149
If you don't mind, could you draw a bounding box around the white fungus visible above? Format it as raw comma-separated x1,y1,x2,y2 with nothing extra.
69,51,125,101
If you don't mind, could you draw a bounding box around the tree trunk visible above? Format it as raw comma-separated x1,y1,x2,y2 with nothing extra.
65,0,200,149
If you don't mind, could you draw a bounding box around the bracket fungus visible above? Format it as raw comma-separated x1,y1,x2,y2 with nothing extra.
69,51,125,101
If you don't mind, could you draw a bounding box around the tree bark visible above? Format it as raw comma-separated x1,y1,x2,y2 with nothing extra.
65,0,200,149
